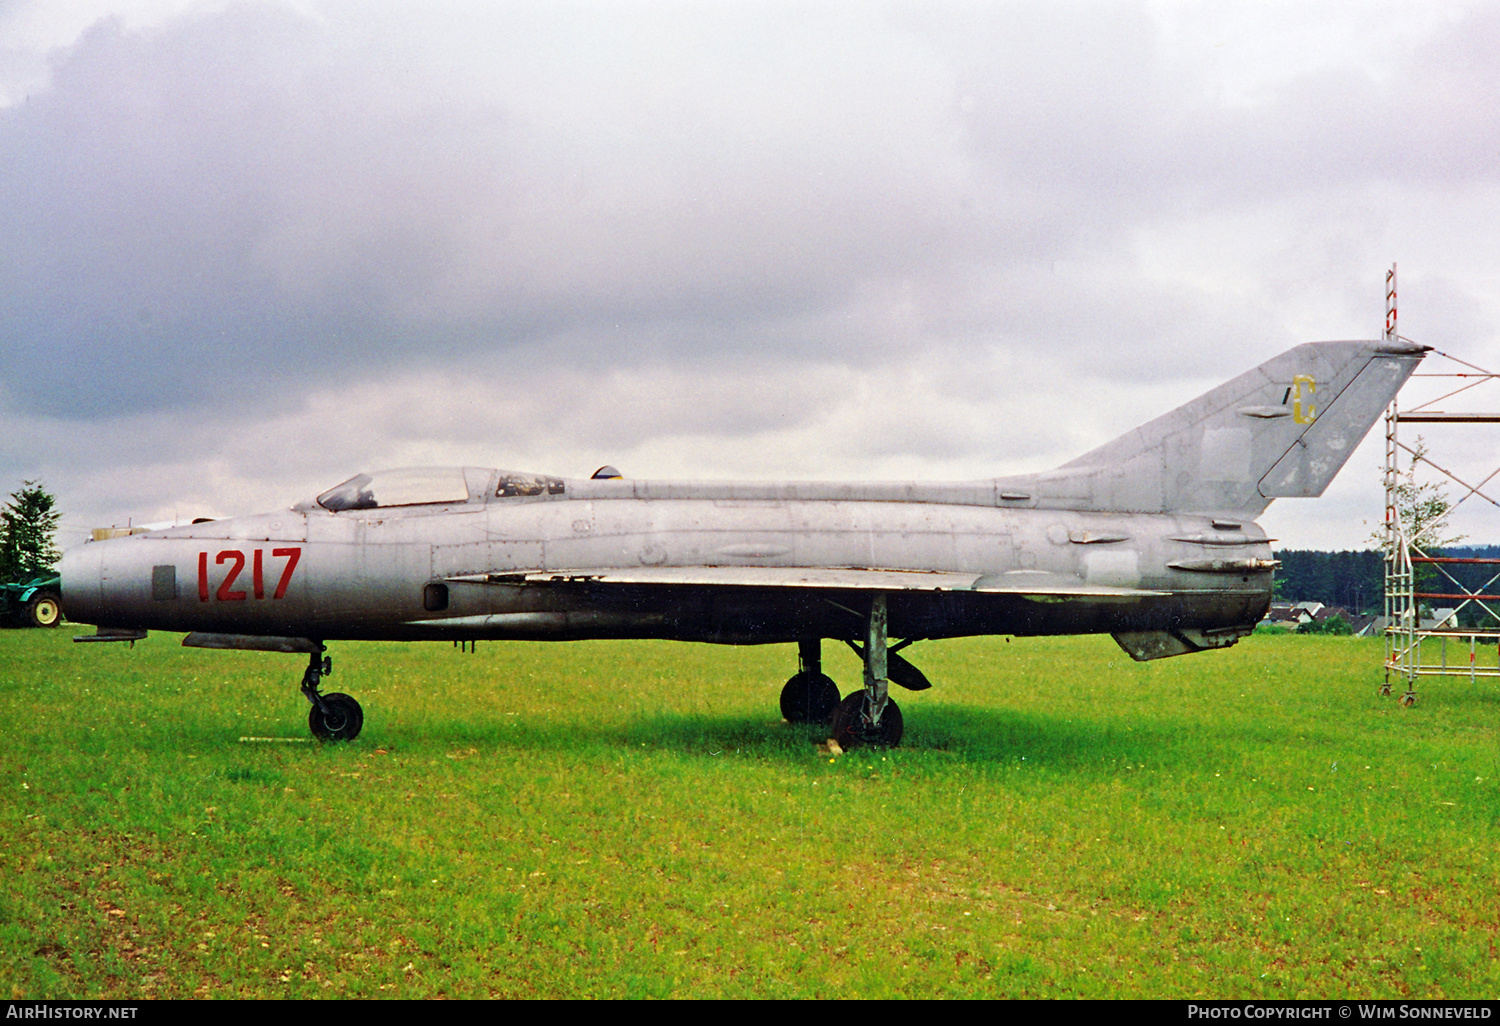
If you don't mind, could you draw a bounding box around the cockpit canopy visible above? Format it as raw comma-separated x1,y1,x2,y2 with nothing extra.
313,466,564,511
317,467,469,511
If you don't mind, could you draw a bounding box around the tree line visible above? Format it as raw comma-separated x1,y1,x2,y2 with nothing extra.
1275,546,1500,615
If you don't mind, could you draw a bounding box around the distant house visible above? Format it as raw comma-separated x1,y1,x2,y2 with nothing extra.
1294,601,1325,620
1423,608,1459,630
1310,605,1382,635
1385,607,1459,629
1339,611,1380,636
1261,601,1386,636
1263,601,1316,630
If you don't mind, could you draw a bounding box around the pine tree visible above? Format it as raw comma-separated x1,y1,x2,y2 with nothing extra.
0,481,62,581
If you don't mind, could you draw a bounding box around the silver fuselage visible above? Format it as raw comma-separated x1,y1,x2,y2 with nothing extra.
61,474,1272,646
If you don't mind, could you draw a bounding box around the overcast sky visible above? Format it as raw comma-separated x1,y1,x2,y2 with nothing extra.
4,0,1500,552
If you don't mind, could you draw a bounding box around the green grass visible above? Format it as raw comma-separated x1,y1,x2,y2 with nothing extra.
2,629,1497,998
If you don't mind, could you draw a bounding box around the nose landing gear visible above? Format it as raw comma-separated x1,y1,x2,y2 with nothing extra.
300,649,363,741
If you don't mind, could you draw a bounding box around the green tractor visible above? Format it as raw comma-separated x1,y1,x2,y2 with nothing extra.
2,575,63,628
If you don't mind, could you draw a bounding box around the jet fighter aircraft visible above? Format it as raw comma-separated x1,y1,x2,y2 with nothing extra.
62,339,1426,747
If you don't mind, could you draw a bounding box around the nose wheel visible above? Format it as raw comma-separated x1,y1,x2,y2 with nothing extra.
309,692,364,741
300,649,364,741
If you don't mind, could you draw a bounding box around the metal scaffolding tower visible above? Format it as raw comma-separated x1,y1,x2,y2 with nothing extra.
1381,265,1500,704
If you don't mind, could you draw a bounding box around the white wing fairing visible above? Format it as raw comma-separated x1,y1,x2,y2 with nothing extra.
60,339,1427,746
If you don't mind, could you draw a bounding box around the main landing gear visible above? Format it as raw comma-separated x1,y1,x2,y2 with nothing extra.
301,648,363,741
780,638,841,723
779,595,922,749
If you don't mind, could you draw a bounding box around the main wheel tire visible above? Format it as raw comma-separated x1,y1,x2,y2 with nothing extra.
309,692,364,741
780,672,841,723
24,592,62,628
829,692,903,749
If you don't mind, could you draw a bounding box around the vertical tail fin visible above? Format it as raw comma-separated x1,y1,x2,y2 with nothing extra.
1028,340,1427,516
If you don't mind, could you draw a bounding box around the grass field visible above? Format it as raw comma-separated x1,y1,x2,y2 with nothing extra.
3,628,1498,999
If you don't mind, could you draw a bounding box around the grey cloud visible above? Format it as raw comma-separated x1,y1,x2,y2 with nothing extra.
2,3,1007,422
11,1,1485,426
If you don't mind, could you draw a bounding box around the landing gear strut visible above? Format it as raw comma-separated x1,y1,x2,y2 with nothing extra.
300,648,363,741
830,594,903,749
